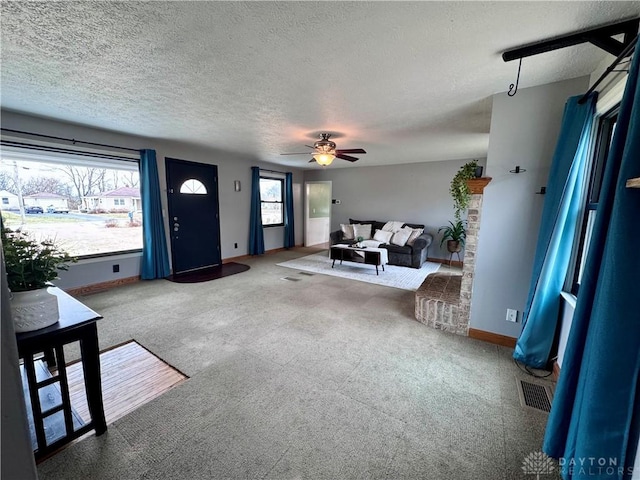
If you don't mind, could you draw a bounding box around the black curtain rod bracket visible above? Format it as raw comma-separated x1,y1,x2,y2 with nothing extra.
502,18,638,98
502,18,638,62
578,35,637,104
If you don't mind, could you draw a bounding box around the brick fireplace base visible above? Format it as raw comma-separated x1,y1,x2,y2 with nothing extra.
414,272,465,335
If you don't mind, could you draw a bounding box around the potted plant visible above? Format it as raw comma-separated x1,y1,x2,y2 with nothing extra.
450,160,479,220
438,220,466,254
1,227,76,332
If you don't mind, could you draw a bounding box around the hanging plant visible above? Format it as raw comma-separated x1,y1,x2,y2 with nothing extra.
450,160,479,221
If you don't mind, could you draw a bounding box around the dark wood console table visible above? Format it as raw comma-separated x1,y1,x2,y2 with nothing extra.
16,287,106,460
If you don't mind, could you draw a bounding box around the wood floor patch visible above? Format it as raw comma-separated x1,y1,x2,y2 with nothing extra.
66,341,187,425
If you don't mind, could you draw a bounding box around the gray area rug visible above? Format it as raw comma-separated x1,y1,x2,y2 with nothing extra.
277,251,440,291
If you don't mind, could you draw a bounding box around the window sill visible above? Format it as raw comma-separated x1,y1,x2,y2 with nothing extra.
560,291,577,309
263,224,284,228
76,250,143,264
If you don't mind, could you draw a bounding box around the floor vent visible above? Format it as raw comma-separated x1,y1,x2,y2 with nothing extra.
517,379,553,413
298,272,315,276
282,276,302,281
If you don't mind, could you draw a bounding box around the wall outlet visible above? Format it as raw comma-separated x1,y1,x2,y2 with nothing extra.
112,264,120,273
506,308,518,323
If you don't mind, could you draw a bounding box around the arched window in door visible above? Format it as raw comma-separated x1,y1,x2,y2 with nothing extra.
179,179,207,195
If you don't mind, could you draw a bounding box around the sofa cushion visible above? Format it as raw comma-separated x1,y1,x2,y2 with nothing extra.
405,227,424,246
383,244,412,255
353,223,372,240
403,222,425,230
391,228,411,247
340,224,355,240
350,219,385,232
373,229,393,243
382,221,405,232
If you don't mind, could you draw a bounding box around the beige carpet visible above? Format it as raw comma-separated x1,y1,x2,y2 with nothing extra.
37,247,558,480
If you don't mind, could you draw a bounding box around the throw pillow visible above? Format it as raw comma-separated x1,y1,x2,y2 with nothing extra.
405,227,424,246
382,221,405,233
340,224,355,240
391,228,411,247
373,229,393,243
353,223,372,240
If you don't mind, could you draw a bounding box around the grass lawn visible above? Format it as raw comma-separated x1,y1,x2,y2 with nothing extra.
1,211,84,225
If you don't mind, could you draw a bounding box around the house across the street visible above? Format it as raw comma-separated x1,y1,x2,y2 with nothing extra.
83,186,141,212
0,190,19,210
23,192,69,211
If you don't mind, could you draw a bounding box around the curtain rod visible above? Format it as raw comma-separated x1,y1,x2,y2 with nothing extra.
0,128,141,153
257,167,288,175
579,35,637,104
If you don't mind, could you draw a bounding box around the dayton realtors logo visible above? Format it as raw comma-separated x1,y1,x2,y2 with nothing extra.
559,456,633,477
522,451,555,479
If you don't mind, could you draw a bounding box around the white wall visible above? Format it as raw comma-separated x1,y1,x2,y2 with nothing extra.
303,158,486,261
469,76,590,337
1,251,38,480
1,111,305,288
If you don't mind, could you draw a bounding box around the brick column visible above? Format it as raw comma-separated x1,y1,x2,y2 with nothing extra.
457,194,482,335
414,177,491,336
456,178,491,335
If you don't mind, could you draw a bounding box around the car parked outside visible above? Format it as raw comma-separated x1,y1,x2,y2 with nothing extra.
46,205,70,214
25,206,44,214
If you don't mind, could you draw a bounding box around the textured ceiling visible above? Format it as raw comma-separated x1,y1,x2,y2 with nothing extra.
1,2,638,168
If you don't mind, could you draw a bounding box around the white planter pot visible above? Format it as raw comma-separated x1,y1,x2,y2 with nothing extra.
10,288,60,333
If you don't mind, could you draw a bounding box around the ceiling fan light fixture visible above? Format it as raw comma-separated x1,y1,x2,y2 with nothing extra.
313,153,335,166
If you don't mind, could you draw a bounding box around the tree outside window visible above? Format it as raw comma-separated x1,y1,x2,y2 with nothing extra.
259,177,284,226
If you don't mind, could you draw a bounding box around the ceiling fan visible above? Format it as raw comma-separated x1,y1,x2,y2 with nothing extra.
280,133,366,166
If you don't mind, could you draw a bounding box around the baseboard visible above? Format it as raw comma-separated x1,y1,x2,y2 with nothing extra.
64,275,140,297
468,328,517,348
65,245,306,293
222,245,304,264
427,257,463,268
552,361,561,381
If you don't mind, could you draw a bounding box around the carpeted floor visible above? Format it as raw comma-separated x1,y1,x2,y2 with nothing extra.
277,251,441,291
38,247,557,480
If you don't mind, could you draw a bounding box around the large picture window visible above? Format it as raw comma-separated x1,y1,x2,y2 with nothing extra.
569,107,618,295
259,176,284,226
0,150,142,258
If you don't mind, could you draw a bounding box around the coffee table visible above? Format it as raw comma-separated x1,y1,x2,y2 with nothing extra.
330,245,388,275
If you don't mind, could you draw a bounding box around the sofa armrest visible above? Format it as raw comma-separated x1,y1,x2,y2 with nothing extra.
412,233,433,251
330,230,344,245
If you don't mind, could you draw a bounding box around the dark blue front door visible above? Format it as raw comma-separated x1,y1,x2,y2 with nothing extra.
165,158,221,274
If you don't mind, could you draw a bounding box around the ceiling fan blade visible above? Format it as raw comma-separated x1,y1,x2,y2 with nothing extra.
308,158,317,163
305,145,315,149
280,152,312,155
336,154,359,162
336,148,366,154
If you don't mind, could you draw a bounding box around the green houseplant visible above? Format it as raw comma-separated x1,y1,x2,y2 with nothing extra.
438,220,466,254
2,227,76,332
450,160,479,221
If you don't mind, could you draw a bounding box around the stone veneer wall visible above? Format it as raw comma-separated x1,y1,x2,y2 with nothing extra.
457,193,483,335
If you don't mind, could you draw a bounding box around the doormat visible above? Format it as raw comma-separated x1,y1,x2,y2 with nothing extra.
166,262,250,283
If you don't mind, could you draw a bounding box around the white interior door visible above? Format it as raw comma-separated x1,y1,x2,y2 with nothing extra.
304,181,332,247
